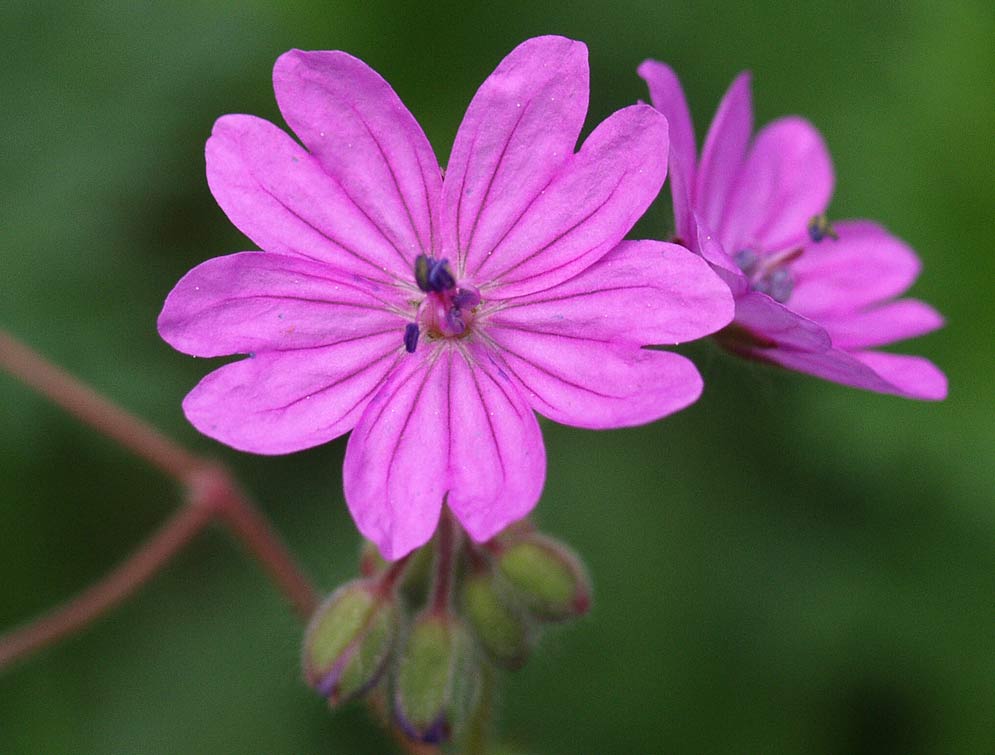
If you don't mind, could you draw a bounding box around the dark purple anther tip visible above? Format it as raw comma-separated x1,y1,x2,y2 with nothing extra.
404,323,420,353
733,248,758,274
414,255,456,293
427,259,455,292
452,287,480,309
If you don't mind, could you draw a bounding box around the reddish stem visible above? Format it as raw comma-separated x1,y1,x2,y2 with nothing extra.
0,328,318,671
0,503,212,670
430,508,457,615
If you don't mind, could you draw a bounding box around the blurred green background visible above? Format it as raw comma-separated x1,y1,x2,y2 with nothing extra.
2,1,992,753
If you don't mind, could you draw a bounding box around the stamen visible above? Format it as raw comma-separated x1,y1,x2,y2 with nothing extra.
733,249,759,275
413,254,456,293
807,214,839,243
445,308,467,336
403,323,420,353
452,287,480,310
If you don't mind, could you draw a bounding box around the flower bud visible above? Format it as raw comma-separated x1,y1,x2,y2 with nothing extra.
496,534,591,622
302,579,398,706
393,613,479,744
462,569,534,669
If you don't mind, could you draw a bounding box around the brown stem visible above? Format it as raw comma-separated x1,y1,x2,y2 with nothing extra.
430,508,457,616
0,327,318,670
0,503,212,670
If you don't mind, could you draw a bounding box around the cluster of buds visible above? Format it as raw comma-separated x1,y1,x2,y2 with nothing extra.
301,514,591,746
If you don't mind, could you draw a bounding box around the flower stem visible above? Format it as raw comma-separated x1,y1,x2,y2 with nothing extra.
430,508,458,616
0,327,318,671
0,502,211,670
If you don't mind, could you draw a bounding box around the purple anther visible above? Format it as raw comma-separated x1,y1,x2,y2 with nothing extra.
733,248,758,274
427,258,455,292
414,254,432,292
445,307,467,336
403,323,420,353
452,287,480,310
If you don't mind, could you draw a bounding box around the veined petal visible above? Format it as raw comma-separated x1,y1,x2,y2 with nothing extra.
489,240,732,346
182,334,405,455
821,299,944,350
273,50,441,262
343,348,448,560
206,115,417,281
733,291,832,351
720,116,834,254
788,220,922,318
487,332,703,429
478,104,669,299
695,72,752,235
751,344,947,400
158,252,406,357
443,36,589,274
638,60,697,242
447,344,545,543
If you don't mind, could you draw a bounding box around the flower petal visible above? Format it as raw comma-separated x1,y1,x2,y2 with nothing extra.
851,350,947,400
446,344,545,543
182,334,405,454
821,299,944,350
694,72,752,236
638,60,697,242
788,220,922,318
720,116,834,254
486,330,703,429
158,252,406,358
748,343,946,400
443,36,589,275
273,50,441,263
343,348,448,560
489,240,733,346
733,291,832,351
206,115,417,281
478,104,669,299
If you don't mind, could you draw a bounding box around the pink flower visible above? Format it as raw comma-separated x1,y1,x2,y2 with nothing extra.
638,62,947,400
158,37,734,559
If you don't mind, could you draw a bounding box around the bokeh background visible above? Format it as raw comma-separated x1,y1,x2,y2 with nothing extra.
2,1,992,753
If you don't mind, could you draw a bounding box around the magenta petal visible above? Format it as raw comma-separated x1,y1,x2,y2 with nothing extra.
694,72,752,235
488,330,703,428
789,220,922,318
443,36,589,273
755,345,946,400
720,116,834,253
637,60,697,242
490,240,733,345
343,349,448,560
851,351,947,400
734,292,832,351
479,104,669,299
821,299,944,350
273,50,441,261
446,345,545,543
183,334,404,455
206,115,416,281
158,252,405,357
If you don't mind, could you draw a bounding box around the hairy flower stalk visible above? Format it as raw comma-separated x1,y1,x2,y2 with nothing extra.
158,36,734,560
639,62,946,400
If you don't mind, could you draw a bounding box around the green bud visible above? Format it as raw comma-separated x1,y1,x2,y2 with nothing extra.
358,540,388,578
302,579,398,706
393,613,479,744
497,534,591,622
462,569,534,669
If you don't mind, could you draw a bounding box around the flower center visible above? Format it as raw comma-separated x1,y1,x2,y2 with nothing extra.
403,255,482,353
733,246,802,304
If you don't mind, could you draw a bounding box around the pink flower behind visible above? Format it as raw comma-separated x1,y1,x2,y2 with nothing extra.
159,37,734,559
638,62,947,400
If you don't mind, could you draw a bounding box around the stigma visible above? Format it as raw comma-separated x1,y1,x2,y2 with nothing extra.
406,255,483,351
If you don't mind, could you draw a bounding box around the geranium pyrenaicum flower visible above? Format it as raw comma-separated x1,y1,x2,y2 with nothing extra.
158,37,734,559
638,62,947,400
